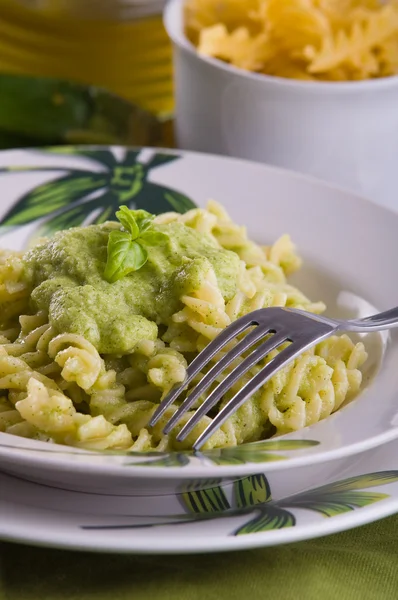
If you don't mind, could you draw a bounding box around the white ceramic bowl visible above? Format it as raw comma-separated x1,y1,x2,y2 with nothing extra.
164,0,398,212
0,145,398,498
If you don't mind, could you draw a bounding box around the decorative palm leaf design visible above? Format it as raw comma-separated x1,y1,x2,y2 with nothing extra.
203,439,320,466
178,470,398,535
234,470,398,535
278,471,398,517
0,438,319,464
123,439,320,467
127,452,191,468
233,506,297,535
80,470,398,536
0,147,196,237
182,479,230,514
176,475,292,535
235,474,271,508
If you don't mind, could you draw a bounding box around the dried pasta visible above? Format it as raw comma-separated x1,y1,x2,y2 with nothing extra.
0,201,368,451
185,0,398,81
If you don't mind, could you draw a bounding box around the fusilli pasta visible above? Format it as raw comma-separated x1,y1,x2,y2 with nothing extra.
187,0,398,81
0,201,368,451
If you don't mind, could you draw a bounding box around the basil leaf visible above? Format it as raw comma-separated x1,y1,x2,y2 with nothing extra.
139,231,169,246
133,209,155,233
115,206,139,239
104,231,148,283
127,241,148,271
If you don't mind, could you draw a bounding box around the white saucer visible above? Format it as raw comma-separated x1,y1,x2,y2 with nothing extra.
2,439,398,554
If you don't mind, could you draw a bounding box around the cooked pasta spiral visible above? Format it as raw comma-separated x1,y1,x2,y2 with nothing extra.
0,200,369,451
264,335,366,432
0,249,30,324
187,0,398,81
258,0,332,55
15,378,132,450
304,3,398,74
197,24,275,70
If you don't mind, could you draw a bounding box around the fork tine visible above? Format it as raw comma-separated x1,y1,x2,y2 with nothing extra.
162,324,273,434
175,331,288,442
148,311,262,427
191,337,317,450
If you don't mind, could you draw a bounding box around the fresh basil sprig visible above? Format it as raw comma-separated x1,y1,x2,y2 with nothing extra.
104,206,168,283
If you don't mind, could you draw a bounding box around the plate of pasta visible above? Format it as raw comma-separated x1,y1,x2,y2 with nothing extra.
0,145,397,495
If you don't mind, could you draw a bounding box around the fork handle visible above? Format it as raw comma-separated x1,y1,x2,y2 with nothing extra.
342,306,398,332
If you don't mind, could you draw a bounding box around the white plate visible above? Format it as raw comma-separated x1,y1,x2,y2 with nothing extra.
0,146,398,492
1,439,398,553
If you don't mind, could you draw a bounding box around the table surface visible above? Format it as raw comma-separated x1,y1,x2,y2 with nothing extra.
2,513,398,600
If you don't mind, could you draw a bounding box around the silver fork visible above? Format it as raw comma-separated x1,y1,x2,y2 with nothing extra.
149,306,398,450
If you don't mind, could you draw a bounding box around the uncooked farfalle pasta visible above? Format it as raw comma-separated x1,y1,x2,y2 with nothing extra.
185,0,398,81
0,201,367,451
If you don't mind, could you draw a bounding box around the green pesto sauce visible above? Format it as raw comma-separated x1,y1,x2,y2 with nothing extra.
23,220,240,353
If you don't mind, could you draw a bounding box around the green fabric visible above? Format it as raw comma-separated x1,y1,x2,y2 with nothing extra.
1,515,397,600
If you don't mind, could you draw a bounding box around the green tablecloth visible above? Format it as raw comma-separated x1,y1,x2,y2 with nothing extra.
1,514,397,600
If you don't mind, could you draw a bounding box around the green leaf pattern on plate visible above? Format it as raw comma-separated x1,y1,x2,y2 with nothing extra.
119,439,321,468
0,147,196,238
0,172,107,226
233,505,296,535
182,482,230,515
127,453,191,468
279,471,398,517
235,474,271,509
188,470,398,535
203,440,319,466
0,438,320,466
80,470,398,536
